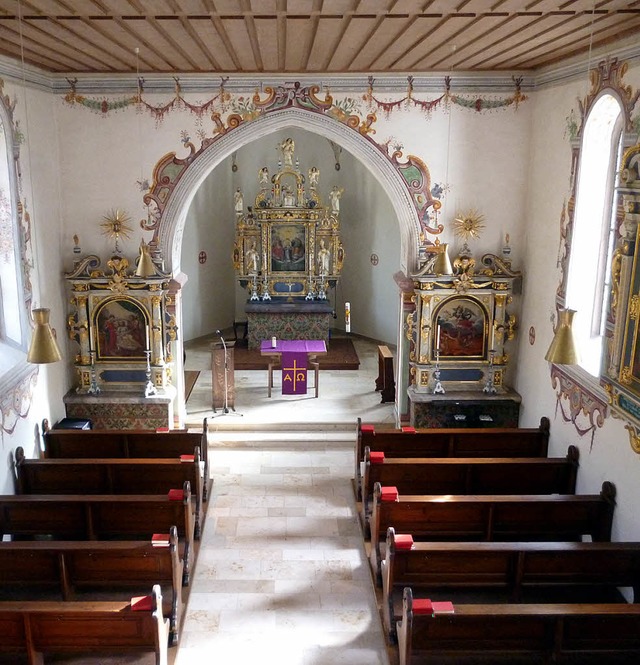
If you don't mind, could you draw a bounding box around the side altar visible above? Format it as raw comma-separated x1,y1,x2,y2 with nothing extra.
233,138,344,349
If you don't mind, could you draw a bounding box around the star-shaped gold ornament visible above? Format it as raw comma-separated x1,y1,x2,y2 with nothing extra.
453,209,485,242
100,209,132,253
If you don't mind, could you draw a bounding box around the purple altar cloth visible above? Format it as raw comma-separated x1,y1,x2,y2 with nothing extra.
260,340,327,354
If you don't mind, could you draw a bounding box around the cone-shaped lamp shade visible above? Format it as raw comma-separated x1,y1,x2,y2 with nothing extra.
27,308,63,363
545,308,580,365
433,243,453,275
135,245,157,278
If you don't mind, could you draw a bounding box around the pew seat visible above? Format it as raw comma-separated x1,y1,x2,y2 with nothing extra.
0,584,168,665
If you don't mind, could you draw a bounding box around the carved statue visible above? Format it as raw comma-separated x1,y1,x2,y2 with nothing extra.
317,239,330,275
329,185,343,214
245,241,259,274
280,138,295,167
234,188,244,214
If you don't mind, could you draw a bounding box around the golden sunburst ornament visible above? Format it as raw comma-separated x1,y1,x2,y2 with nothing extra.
453,209,485,242
100,209,132,254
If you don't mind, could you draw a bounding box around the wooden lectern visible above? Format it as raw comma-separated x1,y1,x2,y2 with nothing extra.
211,340,235,411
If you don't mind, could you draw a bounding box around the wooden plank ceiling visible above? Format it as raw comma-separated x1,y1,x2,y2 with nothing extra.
0,0,638,75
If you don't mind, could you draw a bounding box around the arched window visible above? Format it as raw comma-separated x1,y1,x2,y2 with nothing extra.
0,84,34,435
565,93,623,377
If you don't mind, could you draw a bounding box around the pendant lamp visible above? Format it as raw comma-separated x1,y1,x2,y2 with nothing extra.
27,308,63,364
545,308,580,365
433,243,454,275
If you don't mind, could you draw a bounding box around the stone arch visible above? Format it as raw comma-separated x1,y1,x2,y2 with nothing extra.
155,108,423,275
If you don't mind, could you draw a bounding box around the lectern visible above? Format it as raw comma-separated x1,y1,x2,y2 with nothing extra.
211,340,235,410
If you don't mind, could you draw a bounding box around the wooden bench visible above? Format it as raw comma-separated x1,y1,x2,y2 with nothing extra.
15,446,205,539
0,584,168,665
369,481,617,577
0,482,195,585
375,345,395,403
382,529,640,640
0,527,183,645
397,586,640,665
355,416,550,499
361,446,579,528
42,417,212,501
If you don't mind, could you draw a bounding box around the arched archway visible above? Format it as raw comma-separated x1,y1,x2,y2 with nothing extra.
150,106,430,423
156,108,423,274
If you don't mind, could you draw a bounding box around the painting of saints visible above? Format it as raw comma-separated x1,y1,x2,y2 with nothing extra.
96,299,148,360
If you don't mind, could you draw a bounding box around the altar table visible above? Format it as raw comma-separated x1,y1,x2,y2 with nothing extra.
260,340,327,398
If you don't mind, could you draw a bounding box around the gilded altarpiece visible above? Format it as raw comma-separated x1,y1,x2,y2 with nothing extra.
63,255,178,428
233,140,344,348
407,251,522,428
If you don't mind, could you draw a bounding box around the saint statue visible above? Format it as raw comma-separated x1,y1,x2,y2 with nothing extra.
317,239,330,275
309,167,319,189
259,167,269,188
280,138,295,167
329,185,344,214
245,241,259,274
234,188,244,214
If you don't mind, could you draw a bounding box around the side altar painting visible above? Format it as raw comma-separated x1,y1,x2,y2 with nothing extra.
232,138,345,303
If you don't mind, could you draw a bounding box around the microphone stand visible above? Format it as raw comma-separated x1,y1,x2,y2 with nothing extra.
212,329,242,418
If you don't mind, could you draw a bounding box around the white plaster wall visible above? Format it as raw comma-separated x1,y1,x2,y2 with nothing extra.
0,83,66,492
517,62,640,545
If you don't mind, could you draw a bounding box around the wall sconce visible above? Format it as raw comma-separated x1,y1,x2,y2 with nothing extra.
545,308,580,365
27,308,62,364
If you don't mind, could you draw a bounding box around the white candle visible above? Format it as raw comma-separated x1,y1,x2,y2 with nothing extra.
436,324,441,350
146,324,150,350
345,302,351,333
88,323,94,352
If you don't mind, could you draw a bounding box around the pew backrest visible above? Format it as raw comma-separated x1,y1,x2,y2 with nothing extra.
0,481,195,585
397,587,640,665
381,530,640,640
15,447,205,539
0,584,168,665
369,481,616,577
42,417,211,501
355,416,550,499
362,446,579,522
0,526,183,645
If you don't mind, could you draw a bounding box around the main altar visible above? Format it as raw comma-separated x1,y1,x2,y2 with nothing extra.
233,138,344,349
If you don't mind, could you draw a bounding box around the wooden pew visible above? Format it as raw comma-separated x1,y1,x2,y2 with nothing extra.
355,416,550,499
0,481,195,585
397,586,640,665
42,416,212,501
381,528,640,640
361,446,579,527
0,584,169,665
0,526,183,645
15,446,205,539
369,481,617,578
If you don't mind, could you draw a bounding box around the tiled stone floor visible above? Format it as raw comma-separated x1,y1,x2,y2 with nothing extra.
176,333,396,664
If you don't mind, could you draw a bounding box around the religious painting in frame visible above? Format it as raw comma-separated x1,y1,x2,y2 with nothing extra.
93,297,149,361
434,296,488,359
269,223,308,273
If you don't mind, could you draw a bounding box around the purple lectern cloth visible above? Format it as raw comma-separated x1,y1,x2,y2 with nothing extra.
282,351,307,395
260,340,327,354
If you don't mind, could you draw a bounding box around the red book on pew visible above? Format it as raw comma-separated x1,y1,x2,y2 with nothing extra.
151,533,170,547
394,534,414,550
167,488,184,501
432,601,455,614
156,427,170,433
180,454,195,462
401,426,416,433
131,595,153,611
370,451,385,464
381,486,399,502
361,424,375,434
413,599,433,615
